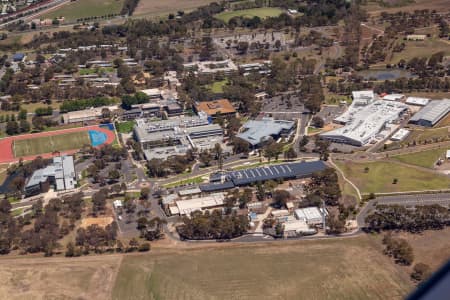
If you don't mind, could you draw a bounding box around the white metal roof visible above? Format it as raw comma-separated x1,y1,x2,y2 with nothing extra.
409,99,450,124
175,193,225,215
406,97,430,106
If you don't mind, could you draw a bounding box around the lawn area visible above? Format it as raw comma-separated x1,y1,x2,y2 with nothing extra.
79,67,115,76
389,38,450,64
402,127,450,146
324,93,352,105
112,236,413,299
116,121,135,134
13,131,90,158
42,0,125,21
206,79,229,93
163,175,206,188
133,0,216,17
307,126,322,135
215,7,284,23
335,160,450,194
392,148,445,168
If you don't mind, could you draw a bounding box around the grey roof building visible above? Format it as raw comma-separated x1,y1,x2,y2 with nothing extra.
236,118,295,148
25,156,76,197
200,160,327,192
409,99,450,127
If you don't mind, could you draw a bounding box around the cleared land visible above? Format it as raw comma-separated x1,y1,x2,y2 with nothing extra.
392,148,445,168
215,7,284,23
365,0,450,15
113,236,412,299
335,160,450,194
13,131,90,158
389,38,450,65
133,0,216,17
0,255,121,300
42,0,125,21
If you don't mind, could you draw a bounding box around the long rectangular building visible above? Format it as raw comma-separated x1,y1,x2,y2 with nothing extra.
409,99,450,127
200,161,327,192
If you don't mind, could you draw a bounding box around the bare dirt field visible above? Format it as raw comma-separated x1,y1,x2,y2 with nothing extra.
133,0,216,17
81,216,114,228
0,255,122,300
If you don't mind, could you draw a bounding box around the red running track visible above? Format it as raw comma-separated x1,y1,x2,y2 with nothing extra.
0,125,116,164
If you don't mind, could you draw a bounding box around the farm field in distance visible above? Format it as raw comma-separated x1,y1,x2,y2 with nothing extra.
112,237,412,300
42,0,125,21
13,131,90,158
215,7,284,23
335,160,450,194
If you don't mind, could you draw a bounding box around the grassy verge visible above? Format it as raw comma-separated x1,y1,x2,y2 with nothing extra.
163,176,205,188
335,160,450,194
391,148,445,169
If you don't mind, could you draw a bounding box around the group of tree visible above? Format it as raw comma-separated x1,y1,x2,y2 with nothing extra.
304,168,341,206
147,152,195,177
382,233,414,266
177,210,249,240
0,192,86,256
364,204,450,233
60,97,117,113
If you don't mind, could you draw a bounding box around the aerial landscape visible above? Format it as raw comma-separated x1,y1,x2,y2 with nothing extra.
0,0,449,299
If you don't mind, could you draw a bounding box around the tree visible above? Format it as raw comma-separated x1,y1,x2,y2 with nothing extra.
65,242,75,257
19,120,30,133
311,116,324,128
199,149,213,167
284,147,297,160
327,211,345,234
140,187,150,200
392,178,398,184
411,263,431,282
5,121,19,135
273,190,291,208
108,169,121,182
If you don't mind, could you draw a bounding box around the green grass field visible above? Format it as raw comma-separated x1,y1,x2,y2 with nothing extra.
13,131,90,158
402,127,450,146
42,0,124,21
392,148,445,168
336,160,450,194
116,121,135,134
112,237,413,299
215,7,284,23
206,79,229,93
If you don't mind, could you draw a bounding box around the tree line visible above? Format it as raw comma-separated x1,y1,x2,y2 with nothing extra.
177,210,249,240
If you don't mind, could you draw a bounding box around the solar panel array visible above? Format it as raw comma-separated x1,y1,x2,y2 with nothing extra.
200,161,327,192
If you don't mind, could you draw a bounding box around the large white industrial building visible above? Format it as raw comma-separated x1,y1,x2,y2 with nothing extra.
321,99,408,146
409,99,450,127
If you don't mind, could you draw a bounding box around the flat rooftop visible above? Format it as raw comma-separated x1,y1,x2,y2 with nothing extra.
195,99,236,116
237,117,295,146
322,100,408,146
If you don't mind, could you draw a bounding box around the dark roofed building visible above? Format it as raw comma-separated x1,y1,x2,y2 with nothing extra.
200,161,327,192
13,53,25,62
